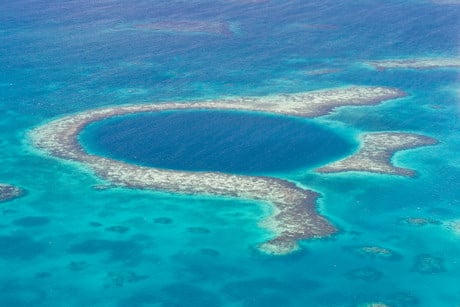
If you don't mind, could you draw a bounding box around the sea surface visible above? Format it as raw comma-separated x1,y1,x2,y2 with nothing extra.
80,110,355,174
1,0,459,306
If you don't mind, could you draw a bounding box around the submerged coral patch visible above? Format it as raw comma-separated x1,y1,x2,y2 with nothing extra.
345,267,383,282
0,184,24,203
67,239,144,261
412,254,446,274
401,217,441,226
0,235,47,260
12,216,50,227
344,245,401,261
199,248,221,257
187,227,211,234
106,271,149,287
153,217,173,224
105,225,130,234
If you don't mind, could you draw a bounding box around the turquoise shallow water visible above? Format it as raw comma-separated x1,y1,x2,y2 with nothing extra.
1,0,459,306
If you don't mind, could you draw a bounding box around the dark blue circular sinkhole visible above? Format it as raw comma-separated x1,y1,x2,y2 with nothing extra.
80,110,354,174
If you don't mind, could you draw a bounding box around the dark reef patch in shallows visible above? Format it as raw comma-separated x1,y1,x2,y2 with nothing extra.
411,253,446,274
153,217,173,224
105,225,130,234
68,239,143,261
89,221,103,227
118,283,221,307
187,227,211,234
0,235,47,260
199,248,220,257
68,261,89,271
345,266,383,282
35,272,52,279
13,216,50,227
106,271,149,287
222,277,320,306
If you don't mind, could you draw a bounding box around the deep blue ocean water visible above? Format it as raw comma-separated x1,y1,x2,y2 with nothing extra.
0,0,459,306
80,111,355,174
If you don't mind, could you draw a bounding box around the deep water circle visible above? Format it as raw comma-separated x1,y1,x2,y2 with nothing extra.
80,110,354,174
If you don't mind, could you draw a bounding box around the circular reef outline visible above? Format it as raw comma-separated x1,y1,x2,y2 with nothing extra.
29,86,436,255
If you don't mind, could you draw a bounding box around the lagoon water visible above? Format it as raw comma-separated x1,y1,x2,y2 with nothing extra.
1,0,459,306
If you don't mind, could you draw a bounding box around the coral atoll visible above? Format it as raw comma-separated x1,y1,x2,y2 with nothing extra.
30,86,434,254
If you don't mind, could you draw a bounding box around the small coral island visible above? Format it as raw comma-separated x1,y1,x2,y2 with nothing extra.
29,86,436,255
0,183,24,202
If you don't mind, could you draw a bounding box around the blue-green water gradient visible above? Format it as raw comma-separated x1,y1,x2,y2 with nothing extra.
0,0,459,306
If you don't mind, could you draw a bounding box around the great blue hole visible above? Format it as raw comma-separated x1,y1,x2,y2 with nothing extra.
80,110,355,174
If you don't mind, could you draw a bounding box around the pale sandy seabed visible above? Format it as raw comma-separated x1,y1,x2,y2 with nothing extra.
29,86,437,255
